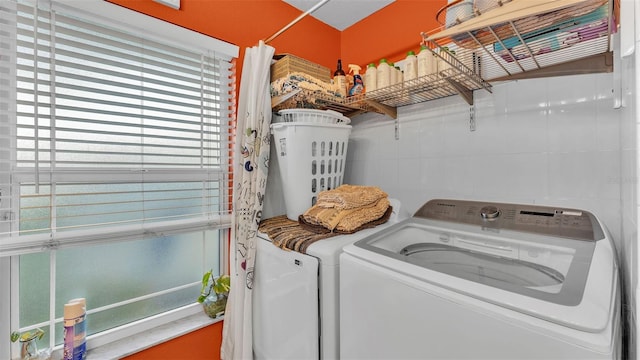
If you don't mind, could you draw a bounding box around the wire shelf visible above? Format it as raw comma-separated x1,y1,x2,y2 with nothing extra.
424,0,614,81
271,0,615,119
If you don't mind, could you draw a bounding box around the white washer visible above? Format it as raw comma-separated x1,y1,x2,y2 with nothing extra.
340,199,621,360
253,199,404,360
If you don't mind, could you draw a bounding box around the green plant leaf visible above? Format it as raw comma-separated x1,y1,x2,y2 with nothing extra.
213,274,231,294
12,328,45,343
201,270,212,288
197,270,214,303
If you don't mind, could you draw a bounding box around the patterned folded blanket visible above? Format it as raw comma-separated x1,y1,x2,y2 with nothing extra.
258,216,338,253
258,206,392,254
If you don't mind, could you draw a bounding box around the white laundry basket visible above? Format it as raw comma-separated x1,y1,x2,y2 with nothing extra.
271,109,352,221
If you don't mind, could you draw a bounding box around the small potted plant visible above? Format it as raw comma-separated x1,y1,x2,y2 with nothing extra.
197,270,230,319
10,328,50,360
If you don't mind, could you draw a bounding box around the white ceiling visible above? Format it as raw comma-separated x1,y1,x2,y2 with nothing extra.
282,0,396,31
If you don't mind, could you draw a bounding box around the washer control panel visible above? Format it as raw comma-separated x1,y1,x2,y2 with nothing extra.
415,199,604,241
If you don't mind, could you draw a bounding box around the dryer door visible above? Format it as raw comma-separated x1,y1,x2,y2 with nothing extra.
253,237,319,359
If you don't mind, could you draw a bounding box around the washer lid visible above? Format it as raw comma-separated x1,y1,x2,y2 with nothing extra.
349,216,617,332
400,242,567,291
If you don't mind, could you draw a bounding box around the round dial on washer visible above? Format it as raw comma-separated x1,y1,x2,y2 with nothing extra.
480,205,500,219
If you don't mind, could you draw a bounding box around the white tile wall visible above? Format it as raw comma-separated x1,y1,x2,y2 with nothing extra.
622,35,639,360
345,72,624,247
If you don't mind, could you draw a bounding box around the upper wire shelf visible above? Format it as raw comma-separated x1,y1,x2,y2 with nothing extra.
271,41,492,119
361,43,492,109
272,0,615,119
424,0,615,81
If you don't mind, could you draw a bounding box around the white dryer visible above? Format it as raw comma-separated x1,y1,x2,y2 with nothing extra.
340,199,621,360
253,199,404,360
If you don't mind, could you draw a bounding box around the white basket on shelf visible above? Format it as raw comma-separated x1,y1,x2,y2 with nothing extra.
278,108,351,125
271,109,352,220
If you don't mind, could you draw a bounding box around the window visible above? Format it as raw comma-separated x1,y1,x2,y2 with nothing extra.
0,0,238,357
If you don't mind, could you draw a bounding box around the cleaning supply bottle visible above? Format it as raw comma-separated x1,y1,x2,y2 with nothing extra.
63,300,87,360
333,59,347,97
348,64,364,96
364,63,377,93
69,298,87,360
377,58,390,89
404,50,418,81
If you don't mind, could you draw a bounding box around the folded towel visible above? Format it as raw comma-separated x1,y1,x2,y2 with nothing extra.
270,72,342,99
302,197,390,232
302,203,365,230
335,198,390,232
315,184,388,210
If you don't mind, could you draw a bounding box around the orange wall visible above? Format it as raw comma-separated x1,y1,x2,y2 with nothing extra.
106,0,341,84
122,322,223,360
106,0,446,78
342,0,446,69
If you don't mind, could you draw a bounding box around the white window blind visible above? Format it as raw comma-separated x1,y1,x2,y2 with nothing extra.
0,0,236,256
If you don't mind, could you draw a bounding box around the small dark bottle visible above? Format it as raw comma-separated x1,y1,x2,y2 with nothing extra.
334,59,346,76
333,59,347,97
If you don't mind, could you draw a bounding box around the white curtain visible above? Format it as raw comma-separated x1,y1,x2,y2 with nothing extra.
221,40,275,360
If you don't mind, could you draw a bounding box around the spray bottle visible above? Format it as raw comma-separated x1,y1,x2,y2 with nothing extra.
63,299,87,360
69,298,87,360
348,64,364,96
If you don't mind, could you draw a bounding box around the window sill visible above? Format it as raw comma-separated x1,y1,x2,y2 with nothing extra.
51,312,222,359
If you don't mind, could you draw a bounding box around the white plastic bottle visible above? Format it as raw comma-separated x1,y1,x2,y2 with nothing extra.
416,45,430,77
404,50,418,81
364,63,377,93
429,48,439,76
396,66,403,85
389,62,397,85
416,45,439,77
377,58,390,89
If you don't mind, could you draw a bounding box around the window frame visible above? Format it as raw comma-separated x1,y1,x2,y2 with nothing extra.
1,1,238,358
